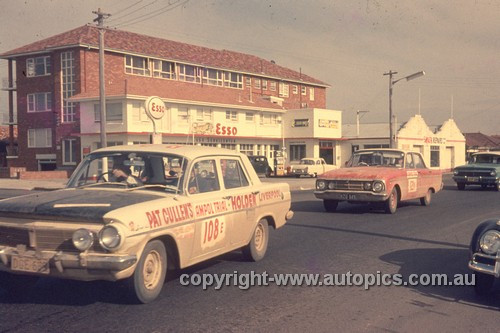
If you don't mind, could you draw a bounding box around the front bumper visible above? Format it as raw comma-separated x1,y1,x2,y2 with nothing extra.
314,190,388,202
0,245,137,281
453,175,499,186
468,251,500,278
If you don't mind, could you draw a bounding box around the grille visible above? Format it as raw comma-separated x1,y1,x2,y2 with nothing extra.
0,226,103,253
328,180,365,191
457,170,492,177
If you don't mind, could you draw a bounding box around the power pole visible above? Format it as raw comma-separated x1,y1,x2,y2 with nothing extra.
93,8,111,148
383,70,397,148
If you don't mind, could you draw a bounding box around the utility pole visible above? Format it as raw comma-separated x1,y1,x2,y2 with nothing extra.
383,70,397,148
93,8,111,148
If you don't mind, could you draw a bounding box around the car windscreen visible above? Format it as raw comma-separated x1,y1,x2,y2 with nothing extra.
349,151,405,167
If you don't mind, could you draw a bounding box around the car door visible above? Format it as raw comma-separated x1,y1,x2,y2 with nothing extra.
188,158,232,262
412,152,430,195
220,157,258,246
404,152,419,199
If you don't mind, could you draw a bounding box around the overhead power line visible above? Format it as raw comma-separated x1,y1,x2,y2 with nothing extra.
112,0,188,28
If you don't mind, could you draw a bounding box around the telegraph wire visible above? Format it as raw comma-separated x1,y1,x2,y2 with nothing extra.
108,0,159,24
111,0,145,17
112,0,188,28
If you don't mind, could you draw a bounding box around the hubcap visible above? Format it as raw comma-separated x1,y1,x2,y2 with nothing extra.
143,250,162,290
254,224,265,251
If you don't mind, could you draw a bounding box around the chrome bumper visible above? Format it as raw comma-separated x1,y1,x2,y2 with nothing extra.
453,175,499,185
314,190,388,202
0,245,137,274
468,252,500,278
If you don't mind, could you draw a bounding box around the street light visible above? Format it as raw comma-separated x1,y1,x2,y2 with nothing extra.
383,70,425,148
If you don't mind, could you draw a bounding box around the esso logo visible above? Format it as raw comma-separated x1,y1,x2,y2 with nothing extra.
145,96,166,120
215,123,237,136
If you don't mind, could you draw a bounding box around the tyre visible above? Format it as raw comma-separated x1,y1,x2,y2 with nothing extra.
242,219,269,262
126,240,167,304
385,187,398,214
495,183,500,192
323,199,338,212
420,189,432,206
457,182,465,190
474,272,495,295
0,272,39,296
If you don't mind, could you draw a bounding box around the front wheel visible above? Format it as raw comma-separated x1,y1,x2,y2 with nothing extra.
474,272,495,295
495,183,500,192
457,182,465,191
125,240,167,304
385,188,398,214
242,219,269,262
420,189,432,206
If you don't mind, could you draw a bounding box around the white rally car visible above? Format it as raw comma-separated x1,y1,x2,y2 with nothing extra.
0,145,293,303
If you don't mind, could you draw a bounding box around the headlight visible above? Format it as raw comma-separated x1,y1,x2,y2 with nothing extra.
372,181,384,192
363,182,372,190
453,170,459,175
99,224,125,251
490,170,496,177
479,230,500,255
316,180,326,190
328,182,335,190
72,228,94,251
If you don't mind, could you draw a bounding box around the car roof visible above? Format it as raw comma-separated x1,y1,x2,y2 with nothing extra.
354,148,407,154
472,151,500,156
92,144,246,160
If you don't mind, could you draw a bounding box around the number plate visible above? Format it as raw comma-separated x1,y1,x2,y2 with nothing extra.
339,193,357,200
11,256,50,274
467,177,479,182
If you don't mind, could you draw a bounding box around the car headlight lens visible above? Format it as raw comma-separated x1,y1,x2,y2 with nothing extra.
328,182,335,190
490,170,496,177
479,230,500,255
99,225,124,251
316,180,326,190
453,169,459,175
372,181,384,192
72,229,94,251
364,182,372,190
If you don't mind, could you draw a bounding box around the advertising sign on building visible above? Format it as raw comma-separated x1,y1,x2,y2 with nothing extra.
145,96,166,120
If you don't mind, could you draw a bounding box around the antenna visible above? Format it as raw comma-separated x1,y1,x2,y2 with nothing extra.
451,95,454,119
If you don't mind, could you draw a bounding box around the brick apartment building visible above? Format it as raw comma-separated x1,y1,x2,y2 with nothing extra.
0,24,331,172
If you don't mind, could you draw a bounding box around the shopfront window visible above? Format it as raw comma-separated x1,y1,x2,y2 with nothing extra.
319,141,335,165
430,146,440,167
290,144,306,161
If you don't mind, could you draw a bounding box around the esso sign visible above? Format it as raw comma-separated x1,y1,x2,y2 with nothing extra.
145,96,166,120
215,123,237,136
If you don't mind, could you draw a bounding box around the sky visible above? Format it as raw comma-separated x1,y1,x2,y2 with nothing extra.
1,0,499,134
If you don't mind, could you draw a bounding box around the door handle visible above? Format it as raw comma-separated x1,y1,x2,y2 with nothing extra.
222,196,232,200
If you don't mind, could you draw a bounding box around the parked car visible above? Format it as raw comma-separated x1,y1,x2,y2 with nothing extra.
453,152,500,191
468,218,499,294
314,149,443,214
248,155,273,177
0,145,293,303
290,158,336,178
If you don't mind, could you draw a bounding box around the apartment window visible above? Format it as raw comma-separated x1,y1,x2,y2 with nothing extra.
125,55,150,76
62,138,77,165
131,101,150,123
279,82,289,97
245,77,251,87
309,87,315,101
245,112,254,122
223,71,242,88
196,108,212,121
27,92,52,112
292,85,298,94
61,51,76,122
239,144,254,156
430,146,440,167
179,64,201,83
270,81,276,91
94,103,123,123
202,68,223,86
254,78,261,89
301,86,306,95
260,113,278,125
26,56,51,77
262,80,267,90
226,110,238,121
28,128,52,148
152,59,175,79
178,107,189,123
